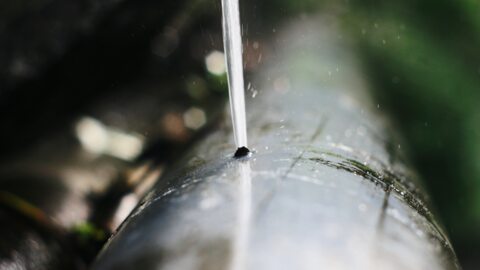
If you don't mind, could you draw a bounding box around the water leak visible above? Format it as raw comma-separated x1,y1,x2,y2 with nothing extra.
221,0,249,153
234,146,250,158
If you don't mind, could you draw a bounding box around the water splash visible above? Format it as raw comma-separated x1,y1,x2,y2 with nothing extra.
221,0,248,149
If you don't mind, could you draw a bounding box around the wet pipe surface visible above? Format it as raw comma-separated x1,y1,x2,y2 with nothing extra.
93,17,460,270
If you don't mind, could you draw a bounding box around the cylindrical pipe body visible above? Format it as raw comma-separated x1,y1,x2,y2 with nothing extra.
93,17,459,270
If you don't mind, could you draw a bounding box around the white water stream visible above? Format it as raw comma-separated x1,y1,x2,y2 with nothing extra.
221,0,248,149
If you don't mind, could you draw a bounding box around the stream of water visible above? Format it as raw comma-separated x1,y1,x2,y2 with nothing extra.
221,0,248,150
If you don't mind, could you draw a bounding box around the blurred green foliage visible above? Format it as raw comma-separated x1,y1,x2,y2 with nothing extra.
346,0,480,245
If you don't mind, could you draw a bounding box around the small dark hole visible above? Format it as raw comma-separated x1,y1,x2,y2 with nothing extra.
234,146,250,158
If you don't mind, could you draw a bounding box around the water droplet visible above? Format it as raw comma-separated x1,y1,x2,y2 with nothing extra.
358,204,367,212
356,126,366,136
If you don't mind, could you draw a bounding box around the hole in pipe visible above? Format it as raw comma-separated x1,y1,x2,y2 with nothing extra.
234,146,250,158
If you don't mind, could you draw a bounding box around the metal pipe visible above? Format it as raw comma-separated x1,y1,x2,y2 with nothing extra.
93,17,460,270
